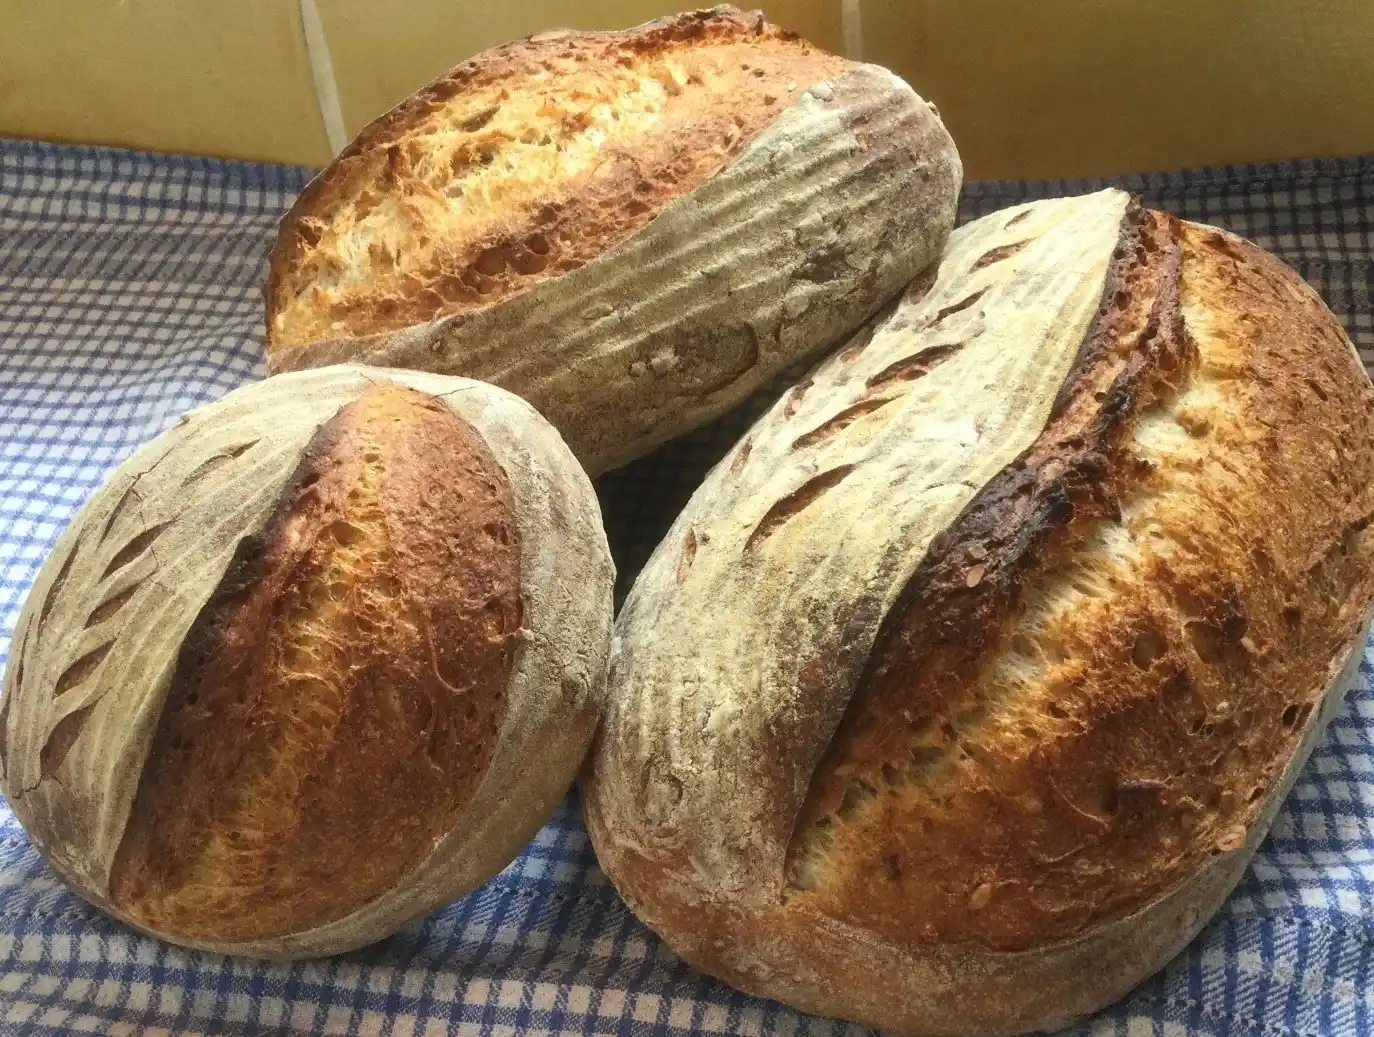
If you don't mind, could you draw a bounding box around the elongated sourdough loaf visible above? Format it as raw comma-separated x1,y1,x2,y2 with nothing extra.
584,189,1374,1035
0,366,613,958
263,6,961,474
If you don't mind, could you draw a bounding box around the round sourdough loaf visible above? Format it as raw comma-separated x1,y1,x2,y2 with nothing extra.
0,366,613,958
584,189,1374,1036
262,6,961,475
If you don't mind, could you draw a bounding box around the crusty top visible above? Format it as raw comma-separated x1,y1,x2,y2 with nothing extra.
264,6,846,352
1,366,614,957
586,188,1374,987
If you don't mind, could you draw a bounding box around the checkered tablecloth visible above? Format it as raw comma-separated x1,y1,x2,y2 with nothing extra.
1,137,1373,1037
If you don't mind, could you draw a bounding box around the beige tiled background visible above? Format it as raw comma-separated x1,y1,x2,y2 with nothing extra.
3,1,1373,179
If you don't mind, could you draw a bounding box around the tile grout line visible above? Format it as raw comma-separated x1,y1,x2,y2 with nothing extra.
299,0,348,158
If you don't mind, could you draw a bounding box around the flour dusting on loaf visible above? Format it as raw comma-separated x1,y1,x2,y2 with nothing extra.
585,189,1374,1036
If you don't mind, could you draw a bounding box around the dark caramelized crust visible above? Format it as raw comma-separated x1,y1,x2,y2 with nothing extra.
109,383,522,942
265,7,846,353
787,207,1374,951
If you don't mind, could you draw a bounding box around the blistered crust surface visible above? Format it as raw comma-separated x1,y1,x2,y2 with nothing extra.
266,7,846,350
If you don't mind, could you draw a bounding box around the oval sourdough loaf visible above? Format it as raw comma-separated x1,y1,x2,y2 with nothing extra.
0,366,614,958
262,6,961,475
584,189,1374,1035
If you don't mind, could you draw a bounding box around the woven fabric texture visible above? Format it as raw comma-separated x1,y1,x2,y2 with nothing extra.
1,138,1373,1037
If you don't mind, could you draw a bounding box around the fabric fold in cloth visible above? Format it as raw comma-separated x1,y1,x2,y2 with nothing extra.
1,138,1373,1036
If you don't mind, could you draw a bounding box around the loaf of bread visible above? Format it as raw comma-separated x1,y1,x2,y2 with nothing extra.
263,6,961,475
0,366,613,958
584,189,1374,1035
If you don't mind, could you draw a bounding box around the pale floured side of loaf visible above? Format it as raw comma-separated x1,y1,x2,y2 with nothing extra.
1,366,613,958
585,189,1374,1035
264,10,961,474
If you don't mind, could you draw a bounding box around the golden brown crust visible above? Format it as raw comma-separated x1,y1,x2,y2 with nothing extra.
108,383,521,942
264,7,846,352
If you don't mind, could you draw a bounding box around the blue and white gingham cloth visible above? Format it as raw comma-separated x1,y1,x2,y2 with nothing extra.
1,137,1373,1037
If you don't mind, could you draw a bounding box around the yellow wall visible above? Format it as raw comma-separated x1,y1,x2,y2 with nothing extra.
0,0,329,167
864,0,1374,179
3,1,1372,179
